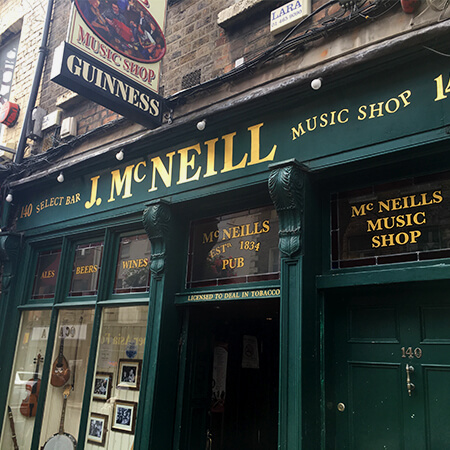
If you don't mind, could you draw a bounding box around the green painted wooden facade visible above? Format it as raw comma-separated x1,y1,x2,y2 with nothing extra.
0,45,450,449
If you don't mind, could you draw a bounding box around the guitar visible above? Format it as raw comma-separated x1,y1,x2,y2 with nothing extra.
51,330,70,387
42,385,77,450
20,353,43,417
7,406,19,450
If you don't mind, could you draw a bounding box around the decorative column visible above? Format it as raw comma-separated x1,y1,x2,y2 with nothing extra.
268,159,307,450
135,199,176,450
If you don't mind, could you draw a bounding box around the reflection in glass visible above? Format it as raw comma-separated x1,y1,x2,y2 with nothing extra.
187,206,280,288
114,234,151,294
86,305,148,449
39,309,94,448
69,242,104,296
0,310,51,450
31,249,61,299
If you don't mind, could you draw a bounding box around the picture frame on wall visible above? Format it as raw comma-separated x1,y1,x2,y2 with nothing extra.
111,400,137,434
93,372,113,401
87,413,108,446
117,359,141,390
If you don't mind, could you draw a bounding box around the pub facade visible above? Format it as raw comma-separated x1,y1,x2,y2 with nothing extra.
0,5,449,450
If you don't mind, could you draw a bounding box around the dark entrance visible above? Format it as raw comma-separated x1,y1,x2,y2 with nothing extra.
179,299,279,450
325,284,450,449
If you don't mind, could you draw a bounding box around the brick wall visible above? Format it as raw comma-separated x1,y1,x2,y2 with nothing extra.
0,0,48,148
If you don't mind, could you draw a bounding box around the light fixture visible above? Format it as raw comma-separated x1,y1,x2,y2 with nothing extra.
116,149,124,161
311,78,323,90
57,172,64,183
196,119,206,131
5,193,13,203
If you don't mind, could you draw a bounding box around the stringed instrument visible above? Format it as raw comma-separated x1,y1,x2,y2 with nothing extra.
51,329,70,387
20,353,43,417
42,385,77,450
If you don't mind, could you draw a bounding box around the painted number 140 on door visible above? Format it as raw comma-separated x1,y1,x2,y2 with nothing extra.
401,346,423,359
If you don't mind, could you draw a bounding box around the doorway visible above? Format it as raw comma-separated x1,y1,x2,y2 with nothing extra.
325,284,450,449
179,299,279,450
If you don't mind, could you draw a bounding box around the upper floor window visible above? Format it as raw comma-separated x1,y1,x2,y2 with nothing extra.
0,33,20,139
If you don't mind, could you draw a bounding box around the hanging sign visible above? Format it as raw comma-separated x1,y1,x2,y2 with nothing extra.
51,0,167,127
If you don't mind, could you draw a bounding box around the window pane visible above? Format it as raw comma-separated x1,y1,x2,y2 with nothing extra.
85,305,148,448
187,206,280,288
0,310,51,450
31,249,61,299
39,309,95,448
114,234,151,294
69,242,103,296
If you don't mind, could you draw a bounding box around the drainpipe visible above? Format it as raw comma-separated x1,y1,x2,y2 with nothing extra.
14,0,55,164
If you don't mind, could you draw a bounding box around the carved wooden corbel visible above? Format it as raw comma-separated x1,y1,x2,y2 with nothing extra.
142,200,171,277
268,159,307,258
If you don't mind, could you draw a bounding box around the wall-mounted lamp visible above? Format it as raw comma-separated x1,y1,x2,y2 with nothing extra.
116,149,124,161
5,192,13,203
311,78,323,90
57,172,65,183
197,119,206,131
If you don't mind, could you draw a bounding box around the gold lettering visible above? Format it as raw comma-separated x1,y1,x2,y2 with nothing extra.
85,175,102,209
247,123,277,166
204,138,218,178
149,151,175,192
109,165,134,202
221,132,247,173
177,144,201,184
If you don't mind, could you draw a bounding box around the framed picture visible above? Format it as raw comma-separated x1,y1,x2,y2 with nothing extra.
111,400,137,434
87,413,108,446
93,372,112,401
117,359,141,390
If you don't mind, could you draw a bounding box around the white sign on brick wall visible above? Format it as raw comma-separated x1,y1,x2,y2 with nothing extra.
270,0,311,35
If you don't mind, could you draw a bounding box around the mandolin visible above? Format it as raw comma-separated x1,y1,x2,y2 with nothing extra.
42,385,77,450
20,353,43,417
50,330,70,387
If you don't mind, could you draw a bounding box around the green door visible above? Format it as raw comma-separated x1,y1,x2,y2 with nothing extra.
326,284,450,449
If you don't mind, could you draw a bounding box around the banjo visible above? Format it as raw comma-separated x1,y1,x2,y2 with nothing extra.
42,385,77,449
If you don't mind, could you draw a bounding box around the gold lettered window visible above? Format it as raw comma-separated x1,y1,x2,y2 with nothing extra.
85,305,148,449
114,234,151,294
31,249,61,299
69,242,104,296
187,206,280,288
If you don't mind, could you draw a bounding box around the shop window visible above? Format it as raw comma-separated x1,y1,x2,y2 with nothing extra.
31,249,61,300
69,242,104,296
85,305,148,448
187,205,280,288
113,234,151,294
39,309,94,448
331,171,450,268
0,310,52,450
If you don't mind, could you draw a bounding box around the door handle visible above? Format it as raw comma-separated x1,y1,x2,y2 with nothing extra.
406,363,415,396
206,430,212,450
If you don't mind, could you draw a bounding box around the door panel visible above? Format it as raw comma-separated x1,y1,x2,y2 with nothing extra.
326,285,450,450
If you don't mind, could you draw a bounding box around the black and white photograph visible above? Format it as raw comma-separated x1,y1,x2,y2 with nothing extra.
87,413,108,446
93,372,112,401
117,359,141,390
111,400,137,434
